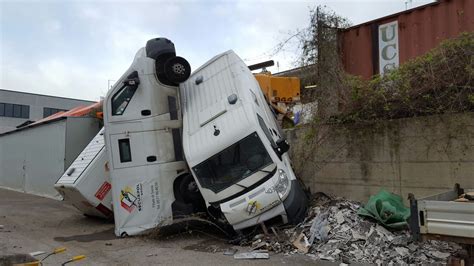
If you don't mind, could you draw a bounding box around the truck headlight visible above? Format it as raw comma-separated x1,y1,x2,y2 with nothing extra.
275,169,289,199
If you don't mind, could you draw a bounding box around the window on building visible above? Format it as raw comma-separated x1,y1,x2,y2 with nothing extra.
0,102,29,119
21,105,29,119
13,105,21,118
5,103,13,117
43,107,67,118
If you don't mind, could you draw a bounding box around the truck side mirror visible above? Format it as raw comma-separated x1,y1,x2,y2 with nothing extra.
276,138,290,155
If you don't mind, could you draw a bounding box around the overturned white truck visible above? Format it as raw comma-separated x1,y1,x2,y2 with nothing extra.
57,38,307,236
180,51,308,230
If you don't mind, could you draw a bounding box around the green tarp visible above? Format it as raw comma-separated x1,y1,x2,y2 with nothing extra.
357,190,410,229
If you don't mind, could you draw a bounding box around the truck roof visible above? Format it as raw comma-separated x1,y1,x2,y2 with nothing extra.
180,50,261,166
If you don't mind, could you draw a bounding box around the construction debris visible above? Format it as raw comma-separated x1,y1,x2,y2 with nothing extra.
454,192,474,202
233,251,269,260
29,251,46,257
223,248,238,256
292,233,310,253
240,193,463,264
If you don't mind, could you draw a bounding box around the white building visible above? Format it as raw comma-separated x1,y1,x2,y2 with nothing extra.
0,116,101,198
0,89,96,133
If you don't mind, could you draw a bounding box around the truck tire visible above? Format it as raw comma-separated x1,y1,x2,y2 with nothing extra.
164,56,191,84
178,174,201,203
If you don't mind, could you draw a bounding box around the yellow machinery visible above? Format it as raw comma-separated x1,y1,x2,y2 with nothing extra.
249,60,301,125
254,73,300,104
249,60,300,105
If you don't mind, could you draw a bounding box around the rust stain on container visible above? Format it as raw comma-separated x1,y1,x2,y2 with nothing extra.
339,0,474,79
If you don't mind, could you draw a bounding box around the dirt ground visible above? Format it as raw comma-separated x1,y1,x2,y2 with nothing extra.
0,188,325,265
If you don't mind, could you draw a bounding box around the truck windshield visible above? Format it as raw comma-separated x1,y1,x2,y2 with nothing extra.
193,132,273,193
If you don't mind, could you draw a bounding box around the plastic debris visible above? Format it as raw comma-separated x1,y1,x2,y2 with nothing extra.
357,190,410,229
308,211,329,245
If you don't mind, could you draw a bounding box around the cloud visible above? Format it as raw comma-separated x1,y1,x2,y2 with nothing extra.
1,55,109,101
44,20,62,33
1,0,435,100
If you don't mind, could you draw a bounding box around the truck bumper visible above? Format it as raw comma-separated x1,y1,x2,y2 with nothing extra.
232,202,287,230
231,180,308,230
283,180,308,224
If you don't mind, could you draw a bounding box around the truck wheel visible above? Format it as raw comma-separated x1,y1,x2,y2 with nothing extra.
178,174,201,203
164,56,191,84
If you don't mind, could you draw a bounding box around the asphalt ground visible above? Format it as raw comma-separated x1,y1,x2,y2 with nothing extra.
0,188,327,265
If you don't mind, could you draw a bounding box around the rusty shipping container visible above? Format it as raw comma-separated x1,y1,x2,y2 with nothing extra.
339,0,474,79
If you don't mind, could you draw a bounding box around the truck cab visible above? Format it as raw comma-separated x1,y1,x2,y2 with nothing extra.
103,38,196,236
180,51,308,230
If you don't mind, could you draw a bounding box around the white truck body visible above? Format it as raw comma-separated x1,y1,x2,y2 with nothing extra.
54,128,113,218
180,51,307,230
103,43,190,237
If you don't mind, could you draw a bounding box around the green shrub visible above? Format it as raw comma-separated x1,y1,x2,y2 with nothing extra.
335,32,474,122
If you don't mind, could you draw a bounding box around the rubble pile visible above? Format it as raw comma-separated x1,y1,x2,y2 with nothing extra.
248,194,463,264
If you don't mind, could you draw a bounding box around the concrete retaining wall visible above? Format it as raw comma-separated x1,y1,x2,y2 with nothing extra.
286,113,474,202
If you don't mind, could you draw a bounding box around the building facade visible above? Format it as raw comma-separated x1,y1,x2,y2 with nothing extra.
0,116,101,198
0,89,96,133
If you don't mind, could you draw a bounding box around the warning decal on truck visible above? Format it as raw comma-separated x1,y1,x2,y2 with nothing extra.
120,183,143,213
120,186,137,213
95,181,112,201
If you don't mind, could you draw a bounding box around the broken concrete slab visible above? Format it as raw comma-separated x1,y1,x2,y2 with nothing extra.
292,233,310,254
241,194,463,264
234,251,269,260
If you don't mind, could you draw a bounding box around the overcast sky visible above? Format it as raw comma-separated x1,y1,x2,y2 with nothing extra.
0,0,434,101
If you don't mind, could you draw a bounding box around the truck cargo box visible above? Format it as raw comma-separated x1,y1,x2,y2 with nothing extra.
55,128,113,218
410,184,474,244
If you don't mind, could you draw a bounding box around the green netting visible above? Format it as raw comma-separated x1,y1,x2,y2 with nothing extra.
357,190,410,230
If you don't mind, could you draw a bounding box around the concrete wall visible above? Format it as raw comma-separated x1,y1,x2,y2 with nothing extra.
286,113,474,202
0,89,96,133
0,117,100,199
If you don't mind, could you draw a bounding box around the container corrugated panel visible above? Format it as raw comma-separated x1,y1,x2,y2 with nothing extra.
56,128,105,184
339,0,474,79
